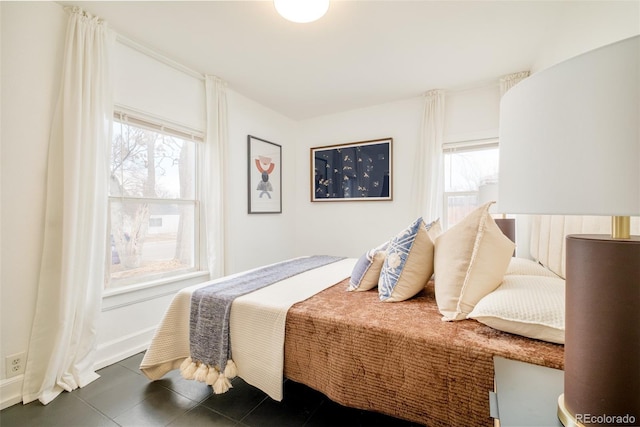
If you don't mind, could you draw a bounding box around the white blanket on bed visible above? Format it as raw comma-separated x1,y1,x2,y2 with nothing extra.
140,257,356,400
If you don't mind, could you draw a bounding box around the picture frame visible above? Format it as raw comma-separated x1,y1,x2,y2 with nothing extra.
248,135,282,214
311,138,392,202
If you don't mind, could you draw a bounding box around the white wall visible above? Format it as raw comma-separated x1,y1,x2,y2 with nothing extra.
0,1,67,399
445,83,500,143
294,98,423,258
225,91,298,274
293,84,503,258
532,1,640,73
113,40,206,131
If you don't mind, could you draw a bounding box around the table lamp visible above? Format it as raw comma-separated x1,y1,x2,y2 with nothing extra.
499,35,640,426
478,182,516,245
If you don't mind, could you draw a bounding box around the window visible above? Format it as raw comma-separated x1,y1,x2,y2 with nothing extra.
443,139,499,229
108,112,202,289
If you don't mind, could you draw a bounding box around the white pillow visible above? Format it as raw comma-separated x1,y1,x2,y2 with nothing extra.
505,257,559,278
434,202,515,320
468,275,565,344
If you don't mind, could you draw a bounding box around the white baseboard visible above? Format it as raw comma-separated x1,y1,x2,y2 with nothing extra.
94,325,156,370
0,375,24,410
1,327,156,410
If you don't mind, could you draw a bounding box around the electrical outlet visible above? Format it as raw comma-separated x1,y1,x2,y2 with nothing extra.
5,352,26,378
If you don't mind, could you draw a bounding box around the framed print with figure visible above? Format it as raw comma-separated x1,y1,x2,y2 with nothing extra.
311,138,392,201
248,135,282,214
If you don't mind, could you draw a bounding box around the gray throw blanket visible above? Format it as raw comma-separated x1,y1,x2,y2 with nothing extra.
184,255,344,393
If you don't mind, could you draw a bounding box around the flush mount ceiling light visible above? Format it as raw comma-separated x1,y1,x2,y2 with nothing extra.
274,0,330,23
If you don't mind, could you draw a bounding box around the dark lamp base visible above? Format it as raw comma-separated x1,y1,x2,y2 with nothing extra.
558,394,584,427
559,235,640,426
494,218,516,243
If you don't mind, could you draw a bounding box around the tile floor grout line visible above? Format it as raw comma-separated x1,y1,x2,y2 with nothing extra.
1,351,422,427
237,394,270,424
68,387,123,425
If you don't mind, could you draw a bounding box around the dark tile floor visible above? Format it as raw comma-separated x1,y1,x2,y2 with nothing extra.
0,352,422,426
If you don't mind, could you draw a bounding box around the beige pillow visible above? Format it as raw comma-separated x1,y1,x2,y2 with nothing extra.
427,218,443,241
434,202,515,321
468,275,565,344
348,245,387,291
378,218,437,302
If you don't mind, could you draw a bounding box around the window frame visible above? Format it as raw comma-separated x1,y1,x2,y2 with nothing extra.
442,137,499,229
103,108,208,304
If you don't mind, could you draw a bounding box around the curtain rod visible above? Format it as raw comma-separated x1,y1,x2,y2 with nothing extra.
115,33,206,82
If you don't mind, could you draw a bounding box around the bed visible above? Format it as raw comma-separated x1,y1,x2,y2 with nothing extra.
283,276,563,426
141,210,634,426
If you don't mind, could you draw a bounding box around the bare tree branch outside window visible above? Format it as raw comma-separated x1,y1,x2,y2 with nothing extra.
108,118,197,288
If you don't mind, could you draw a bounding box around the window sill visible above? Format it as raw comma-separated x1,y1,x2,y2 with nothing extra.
102,270,210,311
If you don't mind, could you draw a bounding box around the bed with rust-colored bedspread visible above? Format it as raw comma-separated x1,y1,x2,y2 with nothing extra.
284,278,564,427
140,256,565,427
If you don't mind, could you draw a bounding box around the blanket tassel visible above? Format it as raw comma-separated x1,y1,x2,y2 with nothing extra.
205,367,219,385
224,359,237,379
194,364,209,382
179,357,193,371
180,357,198,380
179,357,236,394
213,374,233,394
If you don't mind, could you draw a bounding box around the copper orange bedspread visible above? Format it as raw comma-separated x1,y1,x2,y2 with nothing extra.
284,279,564,427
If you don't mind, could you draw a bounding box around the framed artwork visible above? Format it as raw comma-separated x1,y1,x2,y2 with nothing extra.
248,135,282,214
311,137,392,202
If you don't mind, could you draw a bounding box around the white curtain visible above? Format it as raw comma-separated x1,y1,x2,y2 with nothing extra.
22,8,114,405
500,71,530,96
412,89,446,221
202,76,229,279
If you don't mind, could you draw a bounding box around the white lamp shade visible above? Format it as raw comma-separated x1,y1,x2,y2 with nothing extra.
499,35,639,216
274,0,330,23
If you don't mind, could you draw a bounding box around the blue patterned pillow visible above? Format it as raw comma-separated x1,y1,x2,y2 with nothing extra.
348,242,388,291
378,218,438,302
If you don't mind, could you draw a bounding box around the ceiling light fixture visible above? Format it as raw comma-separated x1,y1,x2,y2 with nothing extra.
274,0,330,23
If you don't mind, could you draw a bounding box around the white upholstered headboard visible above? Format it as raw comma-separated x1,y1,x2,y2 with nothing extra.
529,215,640,279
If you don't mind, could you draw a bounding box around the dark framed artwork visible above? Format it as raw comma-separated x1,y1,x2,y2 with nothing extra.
311,138,392,201
248,135,282,213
